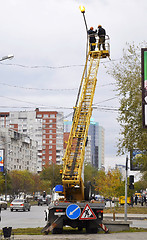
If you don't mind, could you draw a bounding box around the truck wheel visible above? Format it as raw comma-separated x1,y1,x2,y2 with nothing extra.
78,227,83,231
44,231,49,235
52,228,63,234
85,181,92,201
86,226,97,234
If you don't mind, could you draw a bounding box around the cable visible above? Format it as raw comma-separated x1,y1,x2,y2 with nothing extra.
0,81,116,91
0,52,141,70
0,62,85,69
94,96,118,105
0,82,78,91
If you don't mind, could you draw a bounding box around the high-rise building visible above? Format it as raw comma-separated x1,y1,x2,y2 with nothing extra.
64,119,105,169
0,109,64,172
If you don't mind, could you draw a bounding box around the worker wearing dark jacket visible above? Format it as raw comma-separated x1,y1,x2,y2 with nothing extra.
87,27,97,51
98,25,106,50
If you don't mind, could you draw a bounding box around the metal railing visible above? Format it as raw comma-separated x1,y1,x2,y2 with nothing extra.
88,34,110,53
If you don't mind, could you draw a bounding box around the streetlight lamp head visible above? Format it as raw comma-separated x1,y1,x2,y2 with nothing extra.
7,54,14,60
79,5,85,13
0,54,14,61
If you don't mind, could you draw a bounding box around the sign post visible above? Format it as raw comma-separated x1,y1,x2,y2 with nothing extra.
141,48,147,128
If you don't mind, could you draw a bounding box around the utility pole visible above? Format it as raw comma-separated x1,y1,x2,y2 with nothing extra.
124,155,128,221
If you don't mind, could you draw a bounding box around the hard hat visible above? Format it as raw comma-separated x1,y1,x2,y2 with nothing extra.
98,25,102,28
90,27,94,30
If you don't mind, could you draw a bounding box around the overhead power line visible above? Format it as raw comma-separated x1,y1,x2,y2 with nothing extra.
0,82,116,91
0,52,141,70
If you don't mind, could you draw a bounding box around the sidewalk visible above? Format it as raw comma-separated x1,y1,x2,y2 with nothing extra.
103,213,147,220
10,232,147,240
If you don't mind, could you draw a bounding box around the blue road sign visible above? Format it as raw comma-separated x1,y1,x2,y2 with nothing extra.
66,204,81,220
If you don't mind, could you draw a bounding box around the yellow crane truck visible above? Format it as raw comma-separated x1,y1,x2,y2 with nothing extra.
42,27,110,235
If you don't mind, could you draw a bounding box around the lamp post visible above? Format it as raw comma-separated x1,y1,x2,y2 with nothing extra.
124,155,128,221
72,6,89,121
79,5,88,58
0,54,14,62
79,6,88,31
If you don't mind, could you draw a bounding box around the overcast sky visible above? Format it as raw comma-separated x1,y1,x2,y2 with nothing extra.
0,0,147,175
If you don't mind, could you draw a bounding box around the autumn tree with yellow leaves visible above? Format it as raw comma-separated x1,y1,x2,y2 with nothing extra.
95,169,124,200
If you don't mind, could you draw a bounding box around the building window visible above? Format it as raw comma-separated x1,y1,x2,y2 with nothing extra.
43,140,46,144
49,156,52,160
49,150,52,154
44,114,49,118
42,156,45,159
37,114,42,118
49,140,52,144
49,119,53,123
49,145,52,149
50,114,55,118
49,135,52,139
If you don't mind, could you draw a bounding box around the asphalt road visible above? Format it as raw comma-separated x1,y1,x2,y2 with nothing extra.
1,206,147,229
0,205,46,229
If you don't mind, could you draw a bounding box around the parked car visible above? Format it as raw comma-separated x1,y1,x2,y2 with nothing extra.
0,199,7,210
10,199,31,212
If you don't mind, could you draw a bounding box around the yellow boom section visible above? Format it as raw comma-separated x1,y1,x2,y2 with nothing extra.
62,36,110,201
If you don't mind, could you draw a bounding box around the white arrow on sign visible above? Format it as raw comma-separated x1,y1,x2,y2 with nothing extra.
69,206,79,215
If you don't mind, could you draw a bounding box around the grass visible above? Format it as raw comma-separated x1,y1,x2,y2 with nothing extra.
0,228,43,236
104,206,147,214
0,226,147,235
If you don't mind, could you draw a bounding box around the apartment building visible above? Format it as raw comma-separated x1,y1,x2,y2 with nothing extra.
0,128,38,172
0,109,64,172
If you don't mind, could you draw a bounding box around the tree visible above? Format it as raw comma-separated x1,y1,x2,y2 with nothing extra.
40,164,62,189
0,173,5,194
9,170,34,195
95,169,123,200
107,43,147,156
84,164,99,193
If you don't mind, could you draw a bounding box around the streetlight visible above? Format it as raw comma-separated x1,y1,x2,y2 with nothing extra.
72,6,89,120
79,6,88,31
79,5,88,65
0,54,14,62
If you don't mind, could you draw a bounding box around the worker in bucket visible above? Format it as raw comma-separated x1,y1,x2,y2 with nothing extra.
87,27,97,51
98,25,106,50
